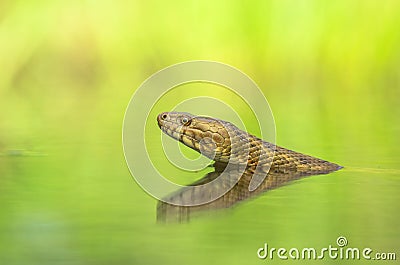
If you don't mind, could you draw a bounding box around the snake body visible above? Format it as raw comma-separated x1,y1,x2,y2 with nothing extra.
157,112,342,174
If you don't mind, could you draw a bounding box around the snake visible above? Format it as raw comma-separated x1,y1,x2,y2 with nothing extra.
157,112,342,221
157,112,342,175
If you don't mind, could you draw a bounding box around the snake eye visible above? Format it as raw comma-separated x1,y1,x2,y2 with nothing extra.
181,116,191,125
161,113,168,120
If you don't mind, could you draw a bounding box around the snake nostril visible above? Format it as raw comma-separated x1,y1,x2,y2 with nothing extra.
161,113,168,120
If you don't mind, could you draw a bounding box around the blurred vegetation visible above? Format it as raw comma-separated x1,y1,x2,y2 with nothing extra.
0,1,399,265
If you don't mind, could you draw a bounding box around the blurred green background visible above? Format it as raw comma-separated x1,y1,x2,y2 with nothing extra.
1,1,399,264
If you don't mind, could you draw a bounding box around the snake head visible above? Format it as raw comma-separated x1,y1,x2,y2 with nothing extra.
157,112,246,163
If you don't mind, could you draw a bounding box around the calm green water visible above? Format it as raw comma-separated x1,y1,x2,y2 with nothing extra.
0,96,399,265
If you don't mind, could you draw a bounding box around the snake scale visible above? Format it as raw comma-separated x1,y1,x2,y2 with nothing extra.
157,112,342,175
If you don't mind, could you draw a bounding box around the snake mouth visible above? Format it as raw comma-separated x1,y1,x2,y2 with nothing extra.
157,112,170,129
156,114,163,129
157,113,185,142
157,113,173,134
157,112,203,152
